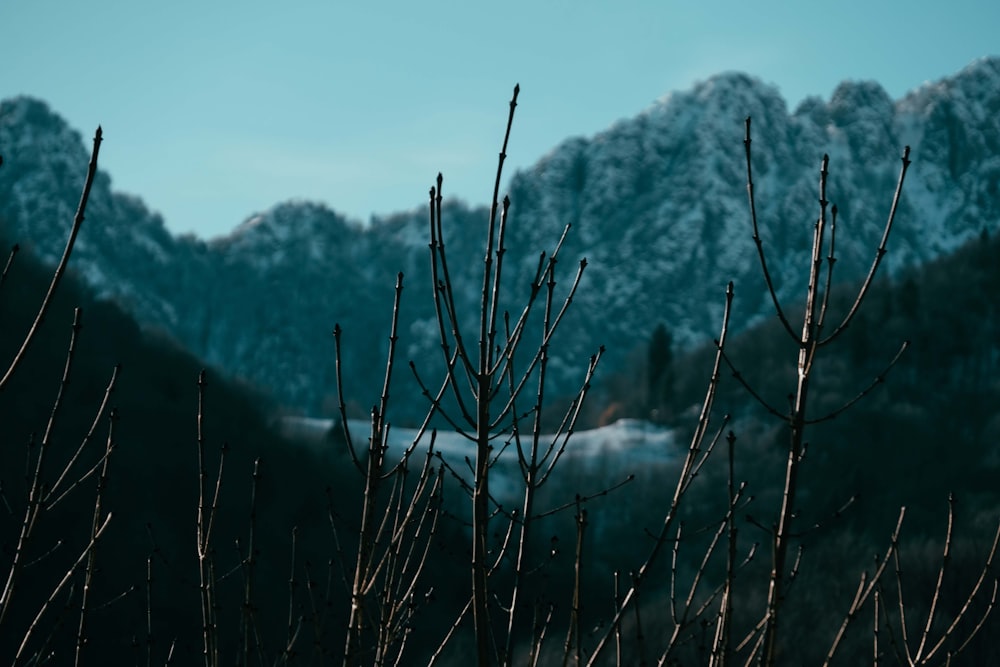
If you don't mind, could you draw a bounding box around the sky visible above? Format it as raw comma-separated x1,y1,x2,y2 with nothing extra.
3,1,998,239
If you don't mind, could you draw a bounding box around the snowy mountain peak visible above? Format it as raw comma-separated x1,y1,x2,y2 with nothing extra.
220,200,358,252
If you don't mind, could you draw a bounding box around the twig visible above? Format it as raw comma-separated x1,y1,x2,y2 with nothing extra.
74,408,118,667
743,117,796,341
14,514,112,662
0,243,19,290
819,146,912,345
0,128,103,391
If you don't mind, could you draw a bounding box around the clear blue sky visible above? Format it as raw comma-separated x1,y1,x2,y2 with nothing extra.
3,1,997,239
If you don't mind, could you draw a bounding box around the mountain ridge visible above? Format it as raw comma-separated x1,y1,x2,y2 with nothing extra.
1,57,998,418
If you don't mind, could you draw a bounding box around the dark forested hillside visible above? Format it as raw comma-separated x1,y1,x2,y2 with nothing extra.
623,228,999,515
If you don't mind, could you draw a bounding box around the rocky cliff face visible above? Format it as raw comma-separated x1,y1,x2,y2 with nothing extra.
2,57,998,418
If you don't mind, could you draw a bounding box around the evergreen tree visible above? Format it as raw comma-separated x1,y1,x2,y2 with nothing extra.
647,322,673,415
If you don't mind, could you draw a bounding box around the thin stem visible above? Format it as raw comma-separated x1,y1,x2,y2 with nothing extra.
744,117,796,342
15,514,112,662
195,370,221,667
561,501,587,667
914,494,955,663
74,409,117,667
0,243,19,291
823,507,906,665
0,128,103,391
820,146,912,345
240,458,262,666
803,340,909,424
760,149,835,665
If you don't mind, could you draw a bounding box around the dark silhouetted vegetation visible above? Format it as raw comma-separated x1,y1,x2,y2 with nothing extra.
1,90,998,667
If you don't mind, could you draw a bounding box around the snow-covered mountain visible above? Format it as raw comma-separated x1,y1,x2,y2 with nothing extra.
1,57,998,419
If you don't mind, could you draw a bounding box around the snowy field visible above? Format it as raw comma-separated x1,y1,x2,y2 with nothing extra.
278,416,679,502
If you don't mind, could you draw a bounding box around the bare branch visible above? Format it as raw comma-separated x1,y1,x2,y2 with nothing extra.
0,127,102,391
0,243,19,290
823,507,906,665
743,117,797,341
804,340,909,424
15,513,112,663
820,145,912,345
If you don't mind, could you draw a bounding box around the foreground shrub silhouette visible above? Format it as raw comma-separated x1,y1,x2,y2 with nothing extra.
0,88,997,666
0,129,358,664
